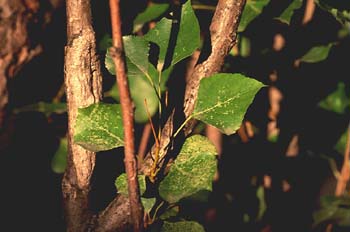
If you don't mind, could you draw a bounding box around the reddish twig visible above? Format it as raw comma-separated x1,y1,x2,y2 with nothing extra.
302,0,315,25
109,0,144,231
137,123,152,169
335,123,350,196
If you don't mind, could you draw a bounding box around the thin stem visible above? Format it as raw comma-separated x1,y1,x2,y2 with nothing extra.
192,4,216,11
137,123,151,169
302,0,315,25
109,0,144,231
53,83,65,103
173,115,194,138
335,122,350,196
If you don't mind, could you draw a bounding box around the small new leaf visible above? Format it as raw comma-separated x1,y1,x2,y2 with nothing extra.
301,44,333,63
159,135,217,204
74,103,124,152
51,137,67,174
161,221,205,232
193,73,264,135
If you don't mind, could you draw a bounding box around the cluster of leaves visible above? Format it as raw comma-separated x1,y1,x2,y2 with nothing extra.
74,0,264,230
313,195,350,228
13,0,349,230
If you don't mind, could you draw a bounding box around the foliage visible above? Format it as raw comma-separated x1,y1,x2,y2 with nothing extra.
238,0,270,32
314,195,350,227
51,137,68,174
17,0,350,230
74,103,124,151
318,82,349,114
300,43,334,63
193,73,264,135
159,135,217,203
133,3,170,33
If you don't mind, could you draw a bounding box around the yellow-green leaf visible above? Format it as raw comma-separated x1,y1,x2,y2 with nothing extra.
74,103,124,152
159,135,217,204
193,73,264,135
161,221,205,232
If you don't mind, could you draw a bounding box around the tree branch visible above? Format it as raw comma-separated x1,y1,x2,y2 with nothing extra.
109,0,144,231
335,122,350,196
63,0,103,230
141,0,246,176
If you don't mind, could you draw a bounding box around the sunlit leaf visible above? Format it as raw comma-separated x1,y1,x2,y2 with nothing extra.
193,73,264,135
159,135,217,204
51,137,67,174
238,0,270,32
142,197,156,213
161,221,205,232
74,103,124,152
301,44,333,63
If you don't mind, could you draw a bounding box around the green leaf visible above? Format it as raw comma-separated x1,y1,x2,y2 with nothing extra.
256,186,266,221
74,103,124,152
193,73,264,135
115,173,147,196
144,0,200,69
51,137,67,174
318,82,349,114
315,0,350,25
124,36,150,75
275,0,303,24
128,60,159,123
98,34,112,51
133,3,170,32
159,135,217,204
115,173,154,212
160,206,179,220
142,197,156,213
314,195,350,227
335,129,349,154
13,101,67,116
161,221,205,232
238,0,270,32
300,44,333,63
105,36,160,123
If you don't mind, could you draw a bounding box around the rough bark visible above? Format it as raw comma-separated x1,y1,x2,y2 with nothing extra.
63,1,135,231
0,0,62,125
63,0,102,231
141,0,246,176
